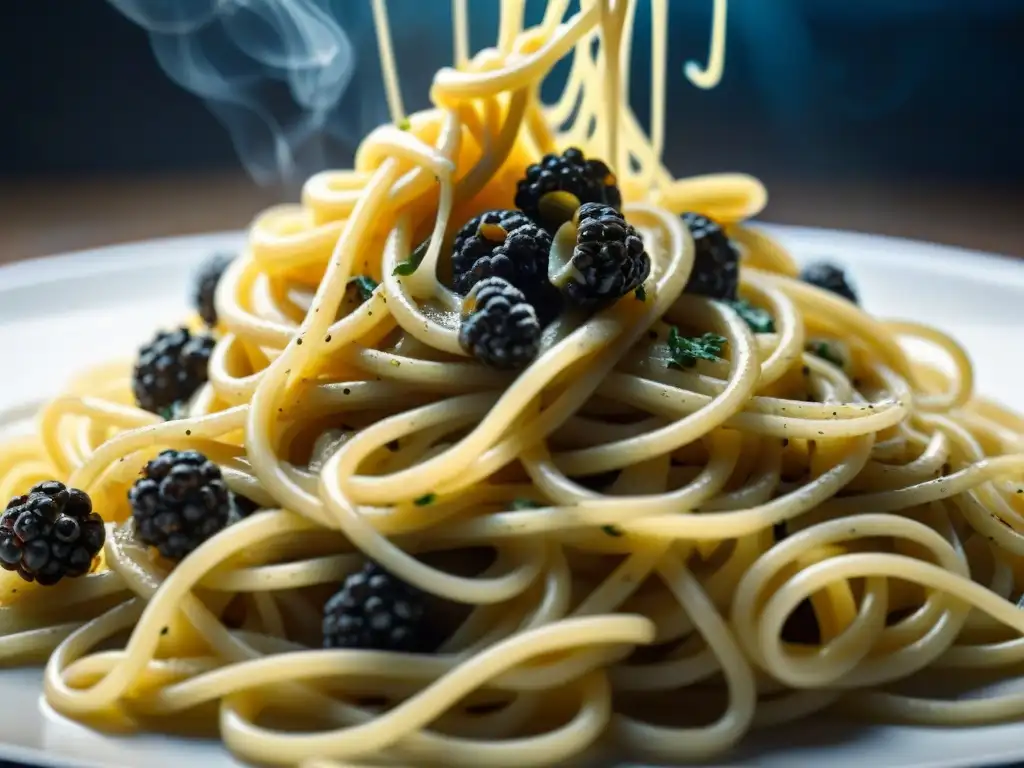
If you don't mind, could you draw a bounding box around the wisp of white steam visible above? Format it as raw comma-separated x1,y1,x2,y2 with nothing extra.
108,0,368,185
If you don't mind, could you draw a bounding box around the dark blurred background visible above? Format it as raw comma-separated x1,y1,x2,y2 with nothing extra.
2,0,1022,261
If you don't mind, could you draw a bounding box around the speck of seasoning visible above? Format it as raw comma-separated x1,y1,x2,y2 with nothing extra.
368,311,373,316
832,411,837,417
160,627,169,636
325,335,332,343
343,388,351,395
602,525,624,537
648,330,658,340
802,366,810,376
414,493,436,506
285,369,291,375
1017,489,1022,494
119,457,124,463
278,408,283,413
296,338,303,345
782,438,790,447
818,431,824,435
185,429,192,436
386,439,400,452
11,589,16,594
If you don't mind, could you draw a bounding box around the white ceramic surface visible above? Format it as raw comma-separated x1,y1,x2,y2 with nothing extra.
1,226,1023,768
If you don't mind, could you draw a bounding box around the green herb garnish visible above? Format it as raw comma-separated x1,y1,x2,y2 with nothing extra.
601,525,624,537
635,285,647,301
414,493,436,506
807,339,845,369
397,117,411,131
511,498,543,510
392,240,430,277
159,402,185,421
725,299,775,334
667,328,727,369
347,275,378,302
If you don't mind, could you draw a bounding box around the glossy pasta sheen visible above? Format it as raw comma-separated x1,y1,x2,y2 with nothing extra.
2,2,1023,767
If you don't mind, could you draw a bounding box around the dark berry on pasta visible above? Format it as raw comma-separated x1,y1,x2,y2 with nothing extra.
450,210,562,325
548,203,650,308
451,209,535,292
322,561,428,652
680,212,739,301
0,481,105,585
515,147,622,231
193,252,234,327
800,261,859,304
128,450,231,562
132,328,215,418
458,277,541,369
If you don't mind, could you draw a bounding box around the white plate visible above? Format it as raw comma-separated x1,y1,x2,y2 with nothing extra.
1,226,1023,768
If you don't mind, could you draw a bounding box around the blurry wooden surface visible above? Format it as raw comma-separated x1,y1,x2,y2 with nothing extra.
1,173,1021,262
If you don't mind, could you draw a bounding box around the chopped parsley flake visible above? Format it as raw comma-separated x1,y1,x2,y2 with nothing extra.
601,525,624,537
159,403,185,421
347,275,378,302
667,328,727,369
414,493,436,506
807,339,845,369
392,240,430,277
635,285,647,301
725,299,775,334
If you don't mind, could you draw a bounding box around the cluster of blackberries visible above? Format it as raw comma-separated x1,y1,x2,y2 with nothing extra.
453,148,650,368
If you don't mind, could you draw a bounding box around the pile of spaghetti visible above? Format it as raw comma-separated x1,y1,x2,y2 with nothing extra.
3,1,1024,766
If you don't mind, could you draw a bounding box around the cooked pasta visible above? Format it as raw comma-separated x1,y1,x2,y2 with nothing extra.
2,2,1024,767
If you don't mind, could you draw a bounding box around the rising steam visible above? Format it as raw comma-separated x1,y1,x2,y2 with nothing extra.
107,0,380,184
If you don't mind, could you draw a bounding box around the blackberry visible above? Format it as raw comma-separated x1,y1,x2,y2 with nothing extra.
132,328,215,417
450,210,562,325
515,147,622,231
451,210,536,293
549,203,650,308
193,252,234,327
128,450,231,561
680,212,740,301
458,277,541,369
800,262,859,304
0,481,105,585
322,561,427,652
